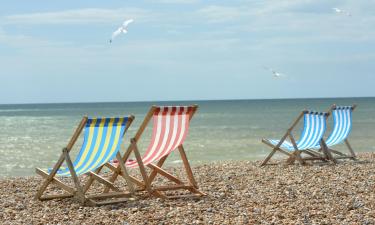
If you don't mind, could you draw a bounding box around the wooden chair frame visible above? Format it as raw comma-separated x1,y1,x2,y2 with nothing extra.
261,110,333,166
322,104,357,160
106,105,206,199
35,116,136,206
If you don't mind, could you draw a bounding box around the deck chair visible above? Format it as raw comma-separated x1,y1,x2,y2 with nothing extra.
35,116,135,206
106,105,206,199
261,110,332,166
319,105,357,160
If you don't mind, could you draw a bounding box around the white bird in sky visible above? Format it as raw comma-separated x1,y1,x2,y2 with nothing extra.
110,19,134,43
333,7,352,17
263,66,285,78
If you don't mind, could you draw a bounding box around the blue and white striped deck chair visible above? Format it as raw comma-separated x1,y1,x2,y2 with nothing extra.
35,116,135,206
320,105,357,160
261,110,330,166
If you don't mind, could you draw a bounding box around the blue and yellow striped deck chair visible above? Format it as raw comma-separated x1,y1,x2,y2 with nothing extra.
261,110,331,166
35,116,135,206
317,104,357,161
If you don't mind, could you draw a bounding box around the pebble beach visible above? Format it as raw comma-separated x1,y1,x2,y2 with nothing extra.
1,153,375,225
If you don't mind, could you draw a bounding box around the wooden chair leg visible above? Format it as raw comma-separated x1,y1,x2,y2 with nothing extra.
285,154,296,165
178,145,198,188
131,140,152,194
345,139,357,159
261,149,278,166
64,150,87,204
104,143,136,193
115,152,135,194
321,140,337,163
294,151,306,165
35,151,67,200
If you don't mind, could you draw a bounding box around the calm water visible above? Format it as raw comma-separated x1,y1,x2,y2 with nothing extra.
0,98,374,177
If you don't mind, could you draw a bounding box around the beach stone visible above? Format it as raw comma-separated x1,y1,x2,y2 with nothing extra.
1,153,375,224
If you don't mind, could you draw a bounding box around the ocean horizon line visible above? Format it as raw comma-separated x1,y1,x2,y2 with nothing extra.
1,96,374,107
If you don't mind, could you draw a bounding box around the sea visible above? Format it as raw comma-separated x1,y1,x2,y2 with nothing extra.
0,97,374,177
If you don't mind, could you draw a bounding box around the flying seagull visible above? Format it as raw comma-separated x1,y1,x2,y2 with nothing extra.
110,19,134,43
333,8,352,17
263,66,285,78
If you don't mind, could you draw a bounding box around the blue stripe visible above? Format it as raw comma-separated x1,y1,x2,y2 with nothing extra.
88,117,121,171
51,117,129,176
56,118,100,175
73,119,95,167
69,118,102,175
267,113,327,151
297,114,310,149
326,108,352,146
302,114,318,149
75,117,110,175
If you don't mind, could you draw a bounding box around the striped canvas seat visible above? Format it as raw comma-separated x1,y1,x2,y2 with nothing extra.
107,105,205,198
126,106,192,168
53,117,129,176
325,106,353,147
264,112,328,151
261,110,331,166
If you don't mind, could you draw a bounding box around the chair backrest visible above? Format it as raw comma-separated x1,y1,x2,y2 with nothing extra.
296,111,328,150
57,117,131,176
126,105,197,168
325,105,355,146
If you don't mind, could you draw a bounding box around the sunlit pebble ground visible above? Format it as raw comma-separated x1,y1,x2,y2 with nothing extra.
1,153,375,225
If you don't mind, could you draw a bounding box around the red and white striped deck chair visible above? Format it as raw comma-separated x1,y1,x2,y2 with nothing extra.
107,105,205,199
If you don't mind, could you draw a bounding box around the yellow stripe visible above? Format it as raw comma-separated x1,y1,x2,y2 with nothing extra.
85,118,116,172
100,118,124,166
74,118,97,170
77,118,106,174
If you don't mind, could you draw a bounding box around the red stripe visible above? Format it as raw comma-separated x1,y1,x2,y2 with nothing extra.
126,106,192,168
169,107,185,153
143,107,169,165
126,107,162,167
154,106,177,162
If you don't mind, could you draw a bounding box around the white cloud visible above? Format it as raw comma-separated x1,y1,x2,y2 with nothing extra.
151,0,199,3
196,5,254,23
3,8,154,25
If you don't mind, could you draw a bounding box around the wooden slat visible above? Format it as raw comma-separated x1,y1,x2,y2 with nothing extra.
153,184,192,191
147,163,183,185
35,168,75,194
148,155,168,183
83,166,104,193
39,193,74,201
105,162,117,171
95,198,133,206
87,192,132,200
126,175,145,188
89,172,120,192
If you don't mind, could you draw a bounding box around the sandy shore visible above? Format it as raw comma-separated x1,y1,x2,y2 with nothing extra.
1,153,375,225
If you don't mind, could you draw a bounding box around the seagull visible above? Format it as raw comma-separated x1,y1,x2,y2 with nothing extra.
263,66,285,78
110,19,134,43
333,7,352,17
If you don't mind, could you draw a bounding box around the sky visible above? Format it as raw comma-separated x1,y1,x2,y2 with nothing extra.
0,0,374,104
